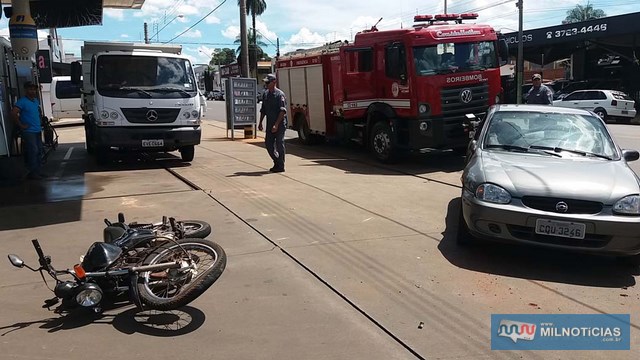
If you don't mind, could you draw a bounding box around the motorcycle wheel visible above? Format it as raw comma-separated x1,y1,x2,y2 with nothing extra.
179,220,212,238
137,238,226,311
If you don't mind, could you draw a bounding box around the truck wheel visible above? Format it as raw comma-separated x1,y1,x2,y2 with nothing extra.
180,145,195,162
370,121,397,163
95,147,109,165
297,119,314,145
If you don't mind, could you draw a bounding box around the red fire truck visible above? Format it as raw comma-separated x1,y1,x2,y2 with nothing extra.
276,13,508,162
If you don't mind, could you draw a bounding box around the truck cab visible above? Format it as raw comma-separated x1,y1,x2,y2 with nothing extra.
74,42,202,164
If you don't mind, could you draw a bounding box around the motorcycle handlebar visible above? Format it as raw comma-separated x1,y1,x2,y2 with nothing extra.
31,239,49,269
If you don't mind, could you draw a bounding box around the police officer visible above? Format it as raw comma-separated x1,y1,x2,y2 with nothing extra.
525,73,553,105
258,74,288,173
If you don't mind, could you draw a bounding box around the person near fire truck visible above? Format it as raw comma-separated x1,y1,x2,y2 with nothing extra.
258,73,288,173
525,73,553,105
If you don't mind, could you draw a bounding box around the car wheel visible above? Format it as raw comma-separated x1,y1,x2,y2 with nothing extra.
617,254,640,267
456,204,475,246
594,107,607,121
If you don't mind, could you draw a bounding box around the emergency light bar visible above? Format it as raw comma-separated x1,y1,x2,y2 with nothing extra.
414,15,433,22
434,13,459,21
415,13,478,24
459,13,479,20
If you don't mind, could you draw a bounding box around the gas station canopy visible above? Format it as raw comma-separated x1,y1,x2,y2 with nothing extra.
1,0,146,28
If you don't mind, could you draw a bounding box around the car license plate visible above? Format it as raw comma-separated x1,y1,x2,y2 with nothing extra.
142,139,164,147
621,110,628,114
535,219,585,239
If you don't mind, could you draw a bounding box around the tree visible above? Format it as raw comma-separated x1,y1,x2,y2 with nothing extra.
238,0,267,76
210,48,236,66
563,2,606,24
234,31,268,64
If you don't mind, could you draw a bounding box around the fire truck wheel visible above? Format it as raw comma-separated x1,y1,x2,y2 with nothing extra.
297,119,314,145
370,121,397,163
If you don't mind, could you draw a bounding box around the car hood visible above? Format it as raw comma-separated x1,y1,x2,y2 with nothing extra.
478,151,640,203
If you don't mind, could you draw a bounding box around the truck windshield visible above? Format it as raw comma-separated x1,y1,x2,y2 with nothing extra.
413,41,497,76
96,55,196,96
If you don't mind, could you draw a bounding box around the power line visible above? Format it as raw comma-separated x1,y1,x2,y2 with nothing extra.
164,0,228,44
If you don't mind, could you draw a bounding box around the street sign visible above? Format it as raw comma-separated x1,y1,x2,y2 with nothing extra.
225,77,257,139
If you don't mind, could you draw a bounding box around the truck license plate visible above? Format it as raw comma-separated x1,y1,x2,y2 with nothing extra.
535,219,585,239
142,139,164,147
621,110,628,114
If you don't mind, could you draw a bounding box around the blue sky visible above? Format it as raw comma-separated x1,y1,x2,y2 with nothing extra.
0,0,638,66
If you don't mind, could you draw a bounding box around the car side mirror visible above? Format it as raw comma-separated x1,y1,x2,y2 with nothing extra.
8,254,24,268
622,149,639,162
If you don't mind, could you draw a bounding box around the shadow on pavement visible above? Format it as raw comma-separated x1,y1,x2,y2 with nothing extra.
247,137,466,175
0,305,205,337
438,197,638,288
0,140,194,230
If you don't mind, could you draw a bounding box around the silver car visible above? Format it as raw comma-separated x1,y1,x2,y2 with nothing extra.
459,104,640,261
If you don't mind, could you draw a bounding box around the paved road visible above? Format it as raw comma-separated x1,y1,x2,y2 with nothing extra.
0,101,638,359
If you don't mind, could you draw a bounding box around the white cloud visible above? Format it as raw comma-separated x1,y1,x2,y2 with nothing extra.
179,29,202,39
222,26,240,40
121,34,130,38
206,16,221,25
105,9,125,21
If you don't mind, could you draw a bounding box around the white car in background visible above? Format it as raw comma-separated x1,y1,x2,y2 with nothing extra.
553,89,636,123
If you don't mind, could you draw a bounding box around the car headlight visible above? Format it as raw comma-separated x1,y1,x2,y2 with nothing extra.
191,110,199,118
75,283,103,307
100,110,109,119
110,111,119,119
613,195,640,215
475,183,511,204
183,112,191,119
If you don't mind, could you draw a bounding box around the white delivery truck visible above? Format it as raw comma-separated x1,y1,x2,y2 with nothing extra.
72,41,202,163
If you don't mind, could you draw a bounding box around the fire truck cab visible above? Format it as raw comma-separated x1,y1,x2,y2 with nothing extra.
277,13,507,162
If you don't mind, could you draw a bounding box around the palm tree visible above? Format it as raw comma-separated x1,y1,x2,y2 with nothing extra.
234,31,268,64
563,2,606,24
238,0,267,76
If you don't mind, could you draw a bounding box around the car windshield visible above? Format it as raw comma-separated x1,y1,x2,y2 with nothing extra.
482,111,618,160
413,41,497,75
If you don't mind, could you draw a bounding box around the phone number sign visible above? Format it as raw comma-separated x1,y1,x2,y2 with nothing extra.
502,11,640,48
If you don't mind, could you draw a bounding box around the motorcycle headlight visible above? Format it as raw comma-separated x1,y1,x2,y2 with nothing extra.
613,195,640,215
475,183,511,204
75,283,103,307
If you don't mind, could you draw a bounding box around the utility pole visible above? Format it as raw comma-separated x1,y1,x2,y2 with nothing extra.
239,0,250,77
516,0,524,104
444,0,447,14
144,22,149,44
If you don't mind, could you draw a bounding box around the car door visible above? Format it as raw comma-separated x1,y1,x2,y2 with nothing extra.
582,90,604,111
54,80,83,119
557,91,585,109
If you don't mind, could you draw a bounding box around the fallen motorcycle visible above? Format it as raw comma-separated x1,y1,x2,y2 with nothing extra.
8,233,226,313
103,213,212,243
